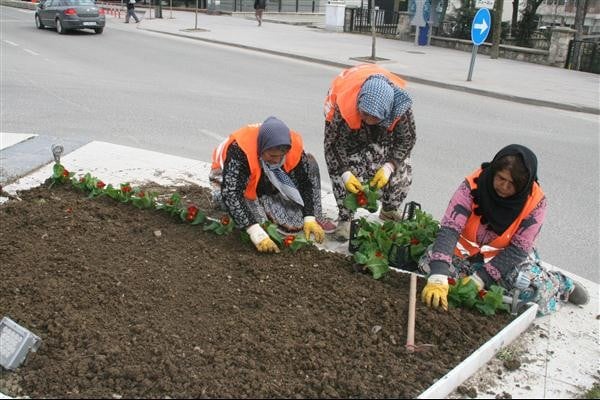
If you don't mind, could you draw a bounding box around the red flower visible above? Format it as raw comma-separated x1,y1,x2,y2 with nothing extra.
79,177,86,183
62,169,69,177
356,192,368,207
447,277,456,285
220,215,230,225
375,251,383,258
121,185,132,193
186,205,198,222
96,181,105,189
283,235,295,247
137,191,145,198
478,289,487,299
410,238,420,245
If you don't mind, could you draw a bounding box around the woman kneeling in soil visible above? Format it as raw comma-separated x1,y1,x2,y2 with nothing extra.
420,144,589,316
209,116,335,253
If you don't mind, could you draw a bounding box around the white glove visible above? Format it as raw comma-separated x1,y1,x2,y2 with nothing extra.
514,271,531,290
246,223,279,253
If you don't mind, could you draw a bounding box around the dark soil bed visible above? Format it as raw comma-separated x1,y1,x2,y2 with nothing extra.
0,183,512,398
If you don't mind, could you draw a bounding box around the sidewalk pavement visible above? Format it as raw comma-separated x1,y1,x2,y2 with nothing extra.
1,133,598,399
118,9,599,115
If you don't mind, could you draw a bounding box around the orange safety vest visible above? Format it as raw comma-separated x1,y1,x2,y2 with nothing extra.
211,124,304,200
455,168,545,263
323,64,407,131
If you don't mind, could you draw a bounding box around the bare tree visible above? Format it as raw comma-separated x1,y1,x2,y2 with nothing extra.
571,0,590,69
490,0,504,58
515,0,544,46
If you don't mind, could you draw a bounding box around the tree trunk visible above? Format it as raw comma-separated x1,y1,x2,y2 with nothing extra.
490,0,504,59
571,0,589,69
511,0,519,35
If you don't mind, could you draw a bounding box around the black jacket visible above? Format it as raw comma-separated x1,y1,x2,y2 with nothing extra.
254,0,266,10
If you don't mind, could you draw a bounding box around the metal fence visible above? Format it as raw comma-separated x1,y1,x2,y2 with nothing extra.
344,7,399,35
565,39,600,74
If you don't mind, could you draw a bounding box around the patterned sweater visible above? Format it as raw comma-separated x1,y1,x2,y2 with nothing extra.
429,180,547,287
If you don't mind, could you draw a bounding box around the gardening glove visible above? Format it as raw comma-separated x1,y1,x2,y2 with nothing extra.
303,216,324,243
370,162,395,189
462,273,485,291
341,171,362,194
514,270,531,290
246,223,280,253
421,274,449,311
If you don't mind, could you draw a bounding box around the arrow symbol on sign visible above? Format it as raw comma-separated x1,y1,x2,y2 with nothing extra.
474,18,489,34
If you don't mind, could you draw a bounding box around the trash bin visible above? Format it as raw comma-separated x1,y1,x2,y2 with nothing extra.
418,23,429,45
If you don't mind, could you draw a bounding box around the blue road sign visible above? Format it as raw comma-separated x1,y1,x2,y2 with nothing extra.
471,8,491,46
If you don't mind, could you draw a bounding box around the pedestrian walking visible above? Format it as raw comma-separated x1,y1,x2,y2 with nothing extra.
254,0,266,26
419,144,589,315
125,0,140,23
323,64,417,241
209,116,336,253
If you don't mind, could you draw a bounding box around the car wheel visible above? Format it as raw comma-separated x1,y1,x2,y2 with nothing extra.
56,18,65,34
35,14,45,29
94,27,103,34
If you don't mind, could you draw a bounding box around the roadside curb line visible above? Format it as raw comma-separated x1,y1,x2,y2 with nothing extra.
138,26,600,116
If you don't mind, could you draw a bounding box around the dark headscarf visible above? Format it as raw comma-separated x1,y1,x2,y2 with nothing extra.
257,116,291,155
472,144,538,234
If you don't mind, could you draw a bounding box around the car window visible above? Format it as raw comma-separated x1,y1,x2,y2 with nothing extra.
62,0,96,5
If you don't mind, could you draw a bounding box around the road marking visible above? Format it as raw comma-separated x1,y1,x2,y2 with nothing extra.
23,48,39,56
3,40,18,46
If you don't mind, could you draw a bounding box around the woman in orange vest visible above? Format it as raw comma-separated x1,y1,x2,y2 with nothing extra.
323,65,417,241
209,116,335,253
420,144,588,315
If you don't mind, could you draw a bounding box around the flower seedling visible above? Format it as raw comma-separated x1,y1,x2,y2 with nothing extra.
180,204,205,225
50,163,73,187
204,215,235,235
282,234,309,253
156,193,183,217
343,183,379,213
447,277,510,316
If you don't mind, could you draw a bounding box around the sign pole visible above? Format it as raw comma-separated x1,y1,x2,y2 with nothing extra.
467,45,478,81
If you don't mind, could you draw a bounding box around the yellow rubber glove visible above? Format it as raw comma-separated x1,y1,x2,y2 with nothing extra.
341,171,362,194
303,216,324,243
462,273,484,291
421,274,449,311
256,237,280,253
246,223,280,253
369,162,395,189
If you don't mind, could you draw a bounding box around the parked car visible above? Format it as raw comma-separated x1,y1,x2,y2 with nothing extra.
35,0,106,34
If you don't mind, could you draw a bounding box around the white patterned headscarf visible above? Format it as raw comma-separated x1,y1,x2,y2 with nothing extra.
357,74,413,128
258,117,304,207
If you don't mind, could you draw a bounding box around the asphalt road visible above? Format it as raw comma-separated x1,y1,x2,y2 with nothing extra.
1,6,598,282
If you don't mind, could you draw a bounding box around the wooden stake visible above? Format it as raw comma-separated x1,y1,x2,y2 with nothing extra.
406,272,417,352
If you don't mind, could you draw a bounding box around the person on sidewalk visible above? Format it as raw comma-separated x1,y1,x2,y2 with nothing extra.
420,144,589,316
209,116,336,253
125,0,140,23
323,64,416,241
254,0,266,26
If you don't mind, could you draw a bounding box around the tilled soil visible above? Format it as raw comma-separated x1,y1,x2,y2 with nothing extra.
0,183,511,398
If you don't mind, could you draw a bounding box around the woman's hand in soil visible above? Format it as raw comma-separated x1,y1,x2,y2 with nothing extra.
421,274,449,311
369,162,395,189
342,171,362,194
257,237,280,253
303,216,324,243
246,223,280,253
